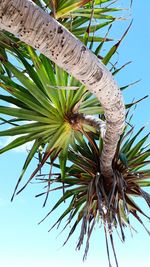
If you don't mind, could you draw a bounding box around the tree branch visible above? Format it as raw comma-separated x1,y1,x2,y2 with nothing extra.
0,0,125,177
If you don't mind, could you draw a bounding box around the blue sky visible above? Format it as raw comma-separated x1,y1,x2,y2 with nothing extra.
0,1,150,267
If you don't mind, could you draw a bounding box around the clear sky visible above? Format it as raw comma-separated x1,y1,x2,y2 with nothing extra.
0,1,150,267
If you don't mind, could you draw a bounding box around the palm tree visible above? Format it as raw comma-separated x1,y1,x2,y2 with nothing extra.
0,1,149,266
0,0,125,178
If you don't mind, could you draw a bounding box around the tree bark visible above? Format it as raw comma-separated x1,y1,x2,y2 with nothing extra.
75,114,106,138
0,0,125,177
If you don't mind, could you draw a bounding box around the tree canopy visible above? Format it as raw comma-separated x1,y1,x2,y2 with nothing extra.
0,1,149,267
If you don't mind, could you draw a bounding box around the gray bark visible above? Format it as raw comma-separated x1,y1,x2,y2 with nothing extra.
0,0,125,177
76,114,106,138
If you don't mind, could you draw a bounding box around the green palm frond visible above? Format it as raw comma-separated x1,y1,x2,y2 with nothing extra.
31,0,123,50
0,31,105,197
36,0,121,20
0,1,149,266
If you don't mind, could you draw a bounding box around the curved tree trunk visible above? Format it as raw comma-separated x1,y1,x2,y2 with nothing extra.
0,0,125,177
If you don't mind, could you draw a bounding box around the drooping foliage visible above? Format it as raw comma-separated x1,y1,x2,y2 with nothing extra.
0,1,149,266
32,114,150,267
